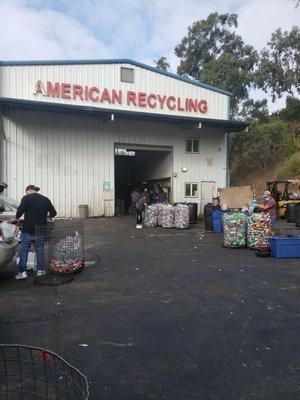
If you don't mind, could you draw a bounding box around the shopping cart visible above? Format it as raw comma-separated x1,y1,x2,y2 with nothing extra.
0,344,89,399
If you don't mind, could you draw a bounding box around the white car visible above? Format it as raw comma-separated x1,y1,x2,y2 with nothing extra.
0,189,19,269
0,195,19,222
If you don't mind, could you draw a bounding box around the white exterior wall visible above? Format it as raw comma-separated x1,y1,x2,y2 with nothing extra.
1,108,226,217
0,63,229,120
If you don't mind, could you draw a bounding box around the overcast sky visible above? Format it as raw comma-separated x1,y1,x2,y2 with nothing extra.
0,0,299,111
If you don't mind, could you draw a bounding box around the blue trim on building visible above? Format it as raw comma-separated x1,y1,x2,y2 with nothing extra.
0,97,247,132
0,58,233,97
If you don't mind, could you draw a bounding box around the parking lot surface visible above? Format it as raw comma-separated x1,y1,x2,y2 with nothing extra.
0,217,299,400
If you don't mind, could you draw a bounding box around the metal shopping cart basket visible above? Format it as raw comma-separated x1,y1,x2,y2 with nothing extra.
0,344,89,399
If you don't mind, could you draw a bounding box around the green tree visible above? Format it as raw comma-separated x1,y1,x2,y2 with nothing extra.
230,118,287,173
174,13,258,113
255,26,300,101
276,97,300,122
153,57,171,72
239,99,269,122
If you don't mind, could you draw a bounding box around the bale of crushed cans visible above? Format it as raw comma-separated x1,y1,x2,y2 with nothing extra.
222,212,247,248
247,213,273,249
174,204,190,229
156,203,165,227
161,205,175,228
143,205,157,227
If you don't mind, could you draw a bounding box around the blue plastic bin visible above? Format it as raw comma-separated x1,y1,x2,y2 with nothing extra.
269,236,300,258
212,211,221,220
212,210,222,233
213,218,223,233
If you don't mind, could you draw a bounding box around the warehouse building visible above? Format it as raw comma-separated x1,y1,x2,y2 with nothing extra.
0,59,247,217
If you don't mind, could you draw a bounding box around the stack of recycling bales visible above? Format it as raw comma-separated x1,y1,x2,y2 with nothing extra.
143,205,157,227
247,213,273,249
174,204,190,229
222,212,247,248
142,203,190,229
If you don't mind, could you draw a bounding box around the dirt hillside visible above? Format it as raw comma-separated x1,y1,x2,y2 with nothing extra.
230,163,282,196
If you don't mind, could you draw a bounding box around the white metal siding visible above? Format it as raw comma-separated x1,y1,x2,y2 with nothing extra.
0,63,228,120
1,108,226,217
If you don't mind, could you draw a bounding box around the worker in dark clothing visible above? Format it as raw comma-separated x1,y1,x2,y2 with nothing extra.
135,193,148,229
15,185,57,280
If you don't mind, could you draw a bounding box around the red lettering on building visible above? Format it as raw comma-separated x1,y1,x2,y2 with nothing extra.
185,98,189,111
39,81,209,114
112,90,122,105
147,94,157,108
127,91,137,106
61,83,71,99
100,88,111,103
47,81,60,97
188,99,198,113
88,87,99,102
157,95,166,109
138,92,147,107
167,96,176,110
177,97,184,111
198,100,208,113
73,85,83,100
84,86,89,101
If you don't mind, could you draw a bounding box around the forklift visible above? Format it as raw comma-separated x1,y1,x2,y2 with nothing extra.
267,180,300,218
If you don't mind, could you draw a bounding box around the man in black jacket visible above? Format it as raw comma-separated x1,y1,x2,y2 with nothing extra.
15,185,57,280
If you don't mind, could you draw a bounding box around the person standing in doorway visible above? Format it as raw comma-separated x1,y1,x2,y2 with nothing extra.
15,185,57,280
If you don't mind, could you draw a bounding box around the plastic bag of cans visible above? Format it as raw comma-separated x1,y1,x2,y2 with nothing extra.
143,205,158,227
247,213,273,249
222,212,247,248
174,204,190,229
161,205,175,228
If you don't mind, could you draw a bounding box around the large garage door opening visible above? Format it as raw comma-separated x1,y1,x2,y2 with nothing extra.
114,144,172,215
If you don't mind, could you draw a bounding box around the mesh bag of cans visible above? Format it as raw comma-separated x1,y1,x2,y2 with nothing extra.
143,205,158,227
247,213,273,249
51,231,84,274
174,204,190,229
222,212,247,248
161,205,175,228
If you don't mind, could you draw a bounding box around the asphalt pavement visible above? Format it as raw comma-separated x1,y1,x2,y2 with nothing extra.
0,216,299,400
